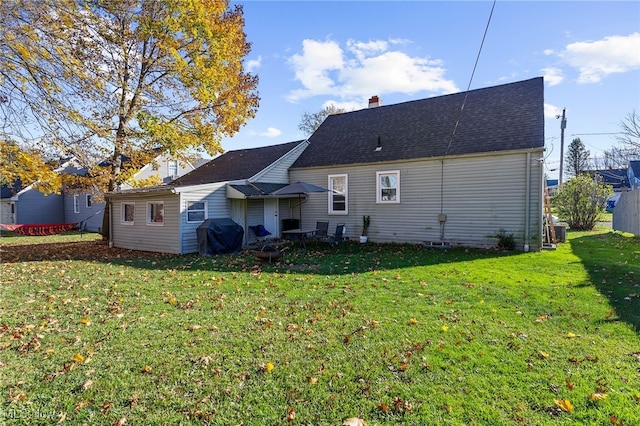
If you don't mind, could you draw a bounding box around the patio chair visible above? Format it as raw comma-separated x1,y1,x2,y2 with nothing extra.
324,223,345,244
312,221,329,240
248,224,272,243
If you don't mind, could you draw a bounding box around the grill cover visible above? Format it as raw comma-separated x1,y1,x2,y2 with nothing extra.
196,218,244,256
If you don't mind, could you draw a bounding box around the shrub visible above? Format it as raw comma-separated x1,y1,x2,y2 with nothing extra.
552,174,612,231
495,228,516,250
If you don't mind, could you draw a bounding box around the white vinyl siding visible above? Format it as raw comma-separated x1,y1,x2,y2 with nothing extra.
180,183,229,254
290,150,544,249
111,194,181,253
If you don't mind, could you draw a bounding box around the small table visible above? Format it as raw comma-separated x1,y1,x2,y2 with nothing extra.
282,228,319,241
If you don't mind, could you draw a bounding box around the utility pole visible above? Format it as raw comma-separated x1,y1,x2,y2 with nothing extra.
558,108,567,186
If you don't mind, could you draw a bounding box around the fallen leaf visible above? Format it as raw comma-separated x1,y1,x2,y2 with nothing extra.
408,318,418,325
539,351,550,359
565,378,575,391
588,393,607,401
142,365,152,374
377,402,390,413
554,399,573,413
286,407,295,423
610,414,623,426
441,325,449,332
343,418,367,426
72,353,85,363
81,379,93,391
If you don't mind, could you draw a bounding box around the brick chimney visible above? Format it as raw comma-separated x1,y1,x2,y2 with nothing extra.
368,95,381,108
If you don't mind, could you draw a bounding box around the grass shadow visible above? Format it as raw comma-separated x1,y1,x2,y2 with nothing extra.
569,230,640,331
1,233,525,276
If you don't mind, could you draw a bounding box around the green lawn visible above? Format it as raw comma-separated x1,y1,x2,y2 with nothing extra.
1,229,638,425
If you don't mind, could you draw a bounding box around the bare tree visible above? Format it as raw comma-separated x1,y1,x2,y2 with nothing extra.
617,110,640,151
298,105,345,136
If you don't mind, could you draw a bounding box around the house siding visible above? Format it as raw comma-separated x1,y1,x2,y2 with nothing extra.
290,150,544,250
179,183,229,254
14,189,65,224
63,194,104,232
110,193,181,254
128,153,196,186
253,141,309,184
1,201,14,224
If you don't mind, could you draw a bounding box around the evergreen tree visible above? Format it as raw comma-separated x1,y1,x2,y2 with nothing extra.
565,138,590,177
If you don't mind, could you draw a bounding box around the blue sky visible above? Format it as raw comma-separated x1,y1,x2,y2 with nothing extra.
224,1,640,179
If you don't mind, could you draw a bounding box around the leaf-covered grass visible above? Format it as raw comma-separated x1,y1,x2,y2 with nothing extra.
1,229,638,425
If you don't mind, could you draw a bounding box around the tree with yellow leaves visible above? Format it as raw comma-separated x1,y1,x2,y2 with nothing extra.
1,0,259,236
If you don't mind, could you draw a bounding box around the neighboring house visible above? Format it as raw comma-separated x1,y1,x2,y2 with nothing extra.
592,169,629,191
546,179,558,196
63,152,198,233
628,160,640,189
106,140,308,254
0,160,73,226
0,153,196,233
286,77,545,251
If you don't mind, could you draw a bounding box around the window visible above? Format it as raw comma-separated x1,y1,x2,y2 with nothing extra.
86,194,92,208
73,195,79,213
122,203,135,224
168,160,178,179
377,171,400,203
187,201,206,223
328,174,348,214
147,202,164,225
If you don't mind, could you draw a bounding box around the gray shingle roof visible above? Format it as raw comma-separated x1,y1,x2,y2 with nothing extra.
170,140,305,186
292,78,544,169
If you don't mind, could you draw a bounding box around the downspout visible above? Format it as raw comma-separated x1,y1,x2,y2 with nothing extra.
108,200,113,248
524,153,531,252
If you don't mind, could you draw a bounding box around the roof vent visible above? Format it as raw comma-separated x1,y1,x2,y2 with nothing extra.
375,136,382,151
368,95,381,108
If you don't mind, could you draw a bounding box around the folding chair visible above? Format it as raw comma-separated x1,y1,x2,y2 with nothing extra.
248,224,272,243
313,221,329,240
324,223,345,244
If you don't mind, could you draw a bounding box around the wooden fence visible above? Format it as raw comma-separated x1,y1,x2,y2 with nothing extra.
612,190,640,235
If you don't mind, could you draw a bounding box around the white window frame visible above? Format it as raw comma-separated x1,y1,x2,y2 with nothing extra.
186,200,207,223
376,170,400,203
121,202,135,225
328,174,348,215
73,194,79,213
168,160,178,179
86,194,92,208
147,201,164,226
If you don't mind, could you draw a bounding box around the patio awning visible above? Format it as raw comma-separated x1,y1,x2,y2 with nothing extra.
226,182,288,199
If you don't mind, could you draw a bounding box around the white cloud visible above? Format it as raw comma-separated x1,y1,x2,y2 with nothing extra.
286,38,458,103
541,67,564,86
246,55,262,72
544,103,564,119
322,99,361,112
558,33,640,83
260,127,281,138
